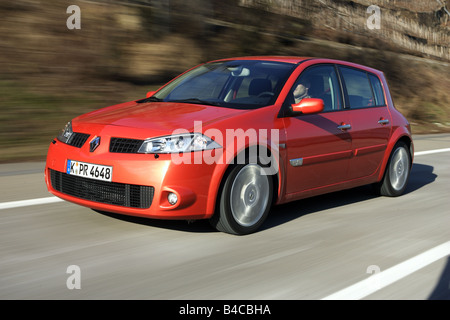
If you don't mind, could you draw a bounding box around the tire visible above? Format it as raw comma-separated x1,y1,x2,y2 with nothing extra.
374,141,411,197
210,163,273,235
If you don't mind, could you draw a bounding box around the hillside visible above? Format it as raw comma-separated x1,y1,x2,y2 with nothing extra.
0,0,449,162
241,0,450,60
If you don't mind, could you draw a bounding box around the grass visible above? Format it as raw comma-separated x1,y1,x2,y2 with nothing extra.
0,79,158,162
0,80,93,162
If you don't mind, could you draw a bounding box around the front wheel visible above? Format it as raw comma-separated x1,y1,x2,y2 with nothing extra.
210,163,273,235
374,141,411,197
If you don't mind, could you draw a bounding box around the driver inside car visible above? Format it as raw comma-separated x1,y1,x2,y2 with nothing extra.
293,77,311,103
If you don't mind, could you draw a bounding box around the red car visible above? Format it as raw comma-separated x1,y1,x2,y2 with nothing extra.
45,57,413,235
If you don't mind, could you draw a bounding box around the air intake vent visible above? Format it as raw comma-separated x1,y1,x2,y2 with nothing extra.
68,133,90,148
49,169,154,209
110,138,144,153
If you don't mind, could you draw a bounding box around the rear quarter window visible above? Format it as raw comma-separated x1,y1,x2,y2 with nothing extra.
368,74,386,106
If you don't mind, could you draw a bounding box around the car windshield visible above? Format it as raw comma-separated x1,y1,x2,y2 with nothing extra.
150,60,296,109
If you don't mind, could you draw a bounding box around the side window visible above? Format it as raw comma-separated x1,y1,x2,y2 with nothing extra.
286,65,342,112
339,67,375,108
368,74,386,106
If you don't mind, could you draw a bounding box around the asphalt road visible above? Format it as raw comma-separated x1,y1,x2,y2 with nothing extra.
1,133,449,301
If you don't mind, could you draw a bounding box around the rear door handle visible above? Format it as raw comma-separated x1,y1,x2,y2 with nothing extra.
337,124,351,131
378,119,390,125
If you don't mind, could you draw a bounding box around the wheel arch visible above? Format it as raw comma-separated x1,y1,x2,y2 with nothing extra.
377,127,414,182
205,144,282,218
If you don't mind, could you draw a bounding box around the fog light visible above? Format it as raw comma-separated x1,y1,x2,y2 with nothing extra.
167,192,178,205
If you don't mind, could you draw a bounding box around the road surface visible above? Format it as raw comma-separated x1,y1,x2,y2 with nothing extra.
1,134,449,301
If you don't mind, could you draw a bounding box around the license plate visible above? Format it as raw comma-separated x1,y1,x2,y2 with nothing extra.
66,160,112,182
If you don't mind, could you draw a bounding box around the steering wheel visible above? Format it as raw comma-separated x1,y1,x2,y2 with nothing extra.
257,92,274,98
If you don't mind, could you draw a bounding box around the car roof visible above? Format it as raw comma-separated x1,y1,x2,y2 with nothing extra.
209,56,383,74
210,56,312,64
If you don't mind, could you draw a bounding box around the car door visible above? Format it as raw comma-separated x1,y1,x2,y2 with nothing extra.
282,64,353,195
338,67,392,180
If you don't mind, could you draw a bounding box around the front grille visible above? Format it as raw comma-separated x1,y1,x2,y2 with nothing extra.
110,137,144,153
68,133,90,148
50,169,154,209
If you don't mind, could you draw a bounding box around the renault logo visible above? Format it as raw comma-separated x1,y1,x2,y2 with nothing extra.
90,136,101,152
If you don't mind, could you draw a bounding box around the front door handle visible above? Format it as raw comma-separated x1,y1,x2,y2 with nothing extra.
337,124,351,131
378,119,390,125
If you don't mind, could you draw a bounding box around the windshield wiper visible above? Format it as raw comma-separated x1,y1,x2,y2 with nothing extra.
136,96,163,103
168,98,222,107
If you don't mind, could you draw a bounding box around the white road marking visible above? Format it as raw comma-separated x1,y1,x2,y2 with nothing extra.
414,148,450,156
0,197,63,210
322,241,450,300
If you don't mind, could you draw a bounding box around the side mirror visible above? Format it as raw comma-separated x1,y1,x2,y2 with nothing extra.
291,98,324,115
146,91,156,98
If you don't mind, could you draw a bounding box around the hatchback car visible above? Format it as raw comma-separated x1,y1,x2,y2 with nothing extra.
45,57,413,235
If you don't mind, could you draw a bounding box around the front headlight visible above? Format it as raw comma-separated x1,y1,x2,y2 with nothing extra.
57,121,73,144
138,133,221,154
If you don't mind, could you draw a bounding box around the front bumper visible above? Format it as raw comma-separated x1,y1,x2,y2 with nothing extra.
45,137,224,220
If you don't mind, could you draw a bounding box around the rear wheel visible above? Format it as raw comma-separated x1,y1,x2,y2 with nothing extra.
210,163,273,235
375,141,411,197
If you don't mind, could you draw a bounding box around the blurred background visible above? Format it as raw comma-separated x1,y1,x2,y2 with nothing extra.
1,0,449,162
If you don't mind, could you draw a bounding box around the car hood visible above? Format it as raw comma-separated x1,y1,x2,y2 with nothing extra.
75,101,247,133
